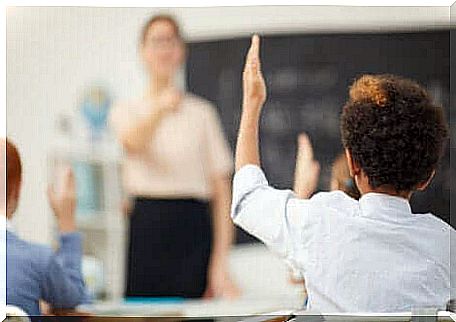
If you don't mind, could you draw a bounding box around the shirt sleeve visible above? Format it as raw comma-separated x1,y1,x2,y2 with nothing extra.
203,103,233,177
231,164,313,265
40,232,89,308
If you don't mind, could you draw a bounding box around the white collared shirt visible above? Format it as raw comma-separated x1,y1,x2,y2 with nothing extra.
231,165,455,313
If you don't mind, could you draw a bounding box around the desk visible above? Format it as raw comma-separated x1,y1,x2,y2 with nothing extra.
43,307,456,322
72,294,456,322
78,295,303,318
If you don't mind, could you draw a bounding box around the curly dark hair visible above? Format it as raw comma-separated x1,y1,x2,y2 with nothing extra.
340,74,449,192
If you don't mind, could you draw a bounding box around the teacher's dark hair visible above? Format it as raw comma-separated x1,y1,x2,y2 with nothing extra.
140,14,183,45
340,74,449,192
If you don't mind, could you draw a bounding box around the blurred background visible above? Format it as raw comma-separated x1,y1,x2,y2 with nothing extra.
6,5,454,312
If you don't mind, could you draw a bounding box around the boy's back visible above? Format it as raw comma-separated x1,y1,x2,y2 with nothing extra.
302,191,452,312
231,165,454,312
7,231,52,315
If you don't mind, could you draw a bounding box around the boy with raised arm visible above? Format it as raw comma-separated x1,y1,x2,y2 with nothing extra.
231,35,454,312
4,139,88,316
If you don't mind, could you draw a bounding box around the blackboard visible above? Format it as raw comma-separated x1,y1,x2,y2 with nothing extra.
186,30,453,243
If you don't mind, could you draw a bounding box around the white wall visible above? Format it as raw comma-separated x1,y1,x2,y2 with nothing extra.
6,6,450,243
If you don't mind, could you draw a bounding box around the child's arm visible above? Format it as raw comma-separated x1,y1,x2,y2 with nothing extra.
235,34,266,171
231,36,312,261
40,233,88,308
41,168,88,308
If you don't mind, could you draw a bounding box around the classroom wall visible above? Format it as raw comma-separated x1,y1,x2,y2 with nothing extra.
6,6,450,244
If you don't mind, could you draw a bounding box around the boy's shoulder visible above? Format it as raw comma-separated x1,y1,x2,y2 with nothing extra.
310,190,358,209
7,232,54,270
415,211,455,233
288,190,359,220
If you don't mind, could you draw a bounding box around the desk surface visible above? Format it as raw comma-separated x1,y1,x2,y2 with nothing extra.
78,298,456,322
78,296,303,317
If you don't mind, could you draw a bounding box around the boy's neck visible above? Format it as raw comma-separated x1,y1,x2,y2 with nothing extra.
361,186,412,200
355,171,413,200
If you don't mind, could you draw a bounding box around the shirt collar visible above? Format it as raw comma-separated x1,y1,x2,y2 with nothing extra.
359,192,412,219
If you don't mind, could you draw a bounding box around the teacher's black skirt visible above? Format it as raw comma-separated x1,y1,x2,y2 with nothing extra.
125,197,212,298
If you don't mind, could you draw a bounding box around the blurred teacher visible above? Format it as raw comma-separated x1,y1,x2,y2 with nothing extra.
110,14,239,299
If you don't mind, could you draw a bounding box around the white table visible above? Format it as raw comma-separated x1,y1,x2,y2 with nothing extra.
79,295,303,317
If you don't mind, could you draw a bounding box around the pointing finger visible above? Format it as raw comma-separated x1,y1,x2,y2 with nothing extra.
251,34,260,62
250,35,262,72
245,34,261,70
244,39,254,72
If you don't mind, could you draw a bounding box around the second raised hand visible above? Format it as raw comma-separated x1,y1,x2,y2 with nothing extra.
294,134,321,199
242,34,267,112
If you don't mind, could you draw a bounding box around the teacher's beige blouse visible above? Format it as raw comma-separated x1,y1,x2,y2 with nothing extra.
110,93,233,200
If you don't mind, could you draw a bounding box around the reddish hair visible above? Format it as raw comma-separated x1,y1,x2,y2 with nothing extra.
6,139,22,203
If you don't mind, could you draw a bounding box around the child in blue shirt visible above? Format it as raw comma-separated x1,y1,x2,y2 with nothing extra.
4,139,88,316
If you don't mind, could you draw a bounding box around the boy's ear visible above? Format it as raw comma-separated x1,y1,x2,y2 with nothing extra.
416,170,436,191
345,149,360,177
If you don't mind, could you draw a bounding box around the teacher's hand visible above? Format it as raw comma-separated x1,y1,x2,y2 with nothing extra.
204,264,241,300
242,34,266,113
156,87,182,115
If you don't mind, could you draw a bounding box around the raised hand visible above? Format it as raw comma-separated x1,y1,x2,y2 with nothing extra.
235,35,267,170
48,167,77,233
294,133,321,199
242,34,267,112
